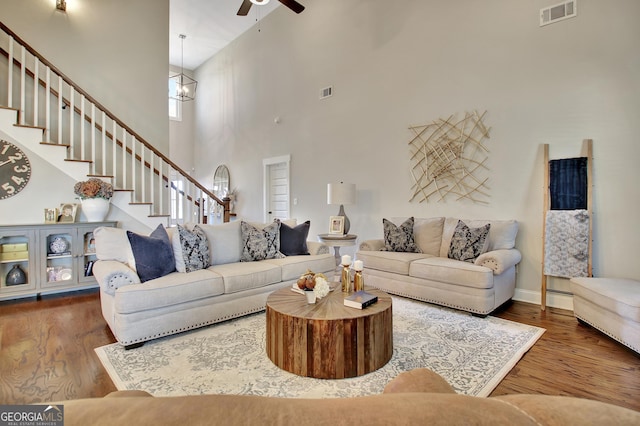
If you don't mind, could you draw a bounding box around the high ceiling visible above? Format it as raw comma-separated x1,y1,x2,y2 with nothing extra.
169,0,281,71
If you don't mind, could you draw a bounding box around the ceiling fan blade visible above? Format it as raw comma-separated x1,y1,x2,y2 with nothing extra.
237,0,253,16
278,0,305,14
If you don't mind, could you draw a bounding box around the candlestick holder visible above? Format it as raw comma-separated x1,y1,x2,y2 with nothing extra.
341,263,351,293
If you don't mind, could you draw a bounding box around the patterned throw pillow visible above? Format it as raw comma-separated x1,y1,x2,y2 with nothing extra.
447,220,491,263
177,224,210,272
382,217,421,253
241,220,285,262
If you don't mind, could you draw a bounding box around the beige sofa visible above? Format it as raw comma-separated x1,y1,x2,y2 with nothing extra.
357,217,521,315
93,220,334,348
50,368,640,425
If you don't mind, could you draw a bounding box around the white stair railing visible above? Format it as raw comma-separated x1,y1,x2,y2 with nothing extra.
0,21,230,225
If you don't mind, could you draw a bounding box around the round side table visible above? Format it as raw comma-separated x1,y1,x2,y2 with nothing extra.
317,234,357,265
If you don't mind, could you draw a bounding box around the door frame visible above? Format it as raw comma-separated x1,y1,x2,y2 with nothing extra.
262,154,291,223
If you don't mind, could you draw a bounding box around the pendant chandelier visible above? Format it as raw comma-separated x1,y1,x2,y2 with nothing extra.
169,34,197,102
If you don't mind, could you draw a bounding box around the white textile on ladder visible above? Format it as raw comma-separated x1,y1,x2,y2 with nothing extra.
544,210,590,278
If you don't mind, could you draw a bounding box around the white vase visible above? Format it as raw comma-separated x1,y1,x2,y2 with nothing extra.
81,198,110,222
305,290,316,304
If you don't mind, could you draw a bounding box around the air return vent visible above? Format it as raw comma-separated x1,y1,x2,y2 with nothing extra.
319,86,333,100
540,1,577,26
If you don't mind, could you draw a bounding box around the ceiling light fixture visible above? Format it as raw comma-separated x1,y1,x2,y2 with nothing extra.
250,0,270,5
56,0,66,11
169,34,197,102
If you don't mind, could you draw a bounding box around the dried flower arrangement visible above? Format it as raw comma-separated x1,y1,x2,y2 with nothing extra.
74,178,113,200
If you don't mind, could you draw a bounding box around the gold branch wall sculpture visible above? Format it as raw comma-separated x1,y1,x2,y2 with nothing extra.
408,110,491,204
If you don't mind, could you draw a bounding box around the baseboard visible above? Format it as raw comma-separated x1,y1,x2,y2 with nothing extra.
513,288,574,311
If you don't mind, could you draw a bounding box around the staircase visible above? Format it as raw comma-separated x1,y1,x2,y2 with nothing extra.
0,22,230,228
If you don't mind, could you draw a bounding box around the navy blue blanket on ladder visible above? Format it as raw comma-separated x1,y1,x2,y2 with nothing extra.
549,157,588,210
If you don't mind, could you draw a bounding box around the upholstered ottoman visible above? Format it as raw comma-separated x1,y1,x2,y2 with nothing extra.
570,277,640,354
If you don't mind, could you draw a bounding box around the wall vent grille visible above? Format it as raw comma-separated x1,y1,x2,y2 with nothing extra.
540,1,577,26
319,86,333,100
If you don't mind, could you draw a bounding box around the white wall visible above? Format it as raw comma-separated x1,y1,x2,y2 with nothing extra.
193,0,640,306
0,0,170,153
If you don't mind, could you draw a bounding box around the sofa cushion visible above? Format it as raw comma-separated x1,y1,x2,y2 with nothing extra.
440,218,518,257
241,220,285,262
382,217,421,253
447,221,491,263
413,217,445,256
114,269,224,314
279,220,310,256
357,250,431,276
197,221,242,265
209,261,282,294
94,226,135,268
127,224,176,283
264,253,335,281
410,257,494,289
175,224,211,273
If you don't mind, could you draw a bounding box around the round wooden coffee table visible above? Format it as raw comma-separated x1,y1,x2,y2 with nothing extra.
265,286,392,379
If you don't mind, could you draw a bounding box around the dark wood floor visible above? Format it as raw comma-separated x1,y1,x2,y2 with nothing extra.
1,290,638,411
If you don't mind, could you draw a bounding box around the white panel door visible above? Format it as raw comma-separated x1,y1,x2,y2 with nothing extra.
263,155,290,222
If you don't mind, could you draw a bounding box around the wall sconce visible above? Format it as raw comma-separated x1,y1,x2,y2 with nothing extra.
56,0,67,11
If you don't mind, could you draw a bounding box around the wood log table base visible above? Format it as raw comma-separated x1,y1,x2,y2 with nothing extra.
266,286,392,379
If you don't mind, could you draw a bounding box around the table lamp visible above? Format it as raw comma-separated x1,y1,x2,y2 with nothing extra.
327,182,356,235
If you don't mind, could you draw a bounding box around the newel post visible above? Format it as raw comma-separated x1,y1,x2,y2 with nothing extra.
223,197,231,223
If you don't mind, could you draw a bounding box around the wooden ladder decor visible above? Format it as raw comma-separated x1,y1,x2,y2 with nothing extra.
541,139,594,311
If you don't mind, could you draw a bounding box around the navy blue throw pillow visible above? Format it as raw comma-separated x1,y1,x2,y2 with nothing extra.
127,224,176,282
279,220,310,256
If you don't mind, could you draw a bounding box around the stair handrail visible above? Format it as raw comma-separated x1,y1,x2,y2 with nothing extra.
0,21,230,222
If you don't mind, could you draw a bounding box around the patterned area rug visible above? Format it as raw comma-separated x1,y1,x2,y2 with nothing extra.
95,296,544,398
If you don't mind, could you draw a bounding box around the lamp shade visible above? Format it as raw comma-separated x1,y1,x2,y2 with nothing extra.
327,182,356,205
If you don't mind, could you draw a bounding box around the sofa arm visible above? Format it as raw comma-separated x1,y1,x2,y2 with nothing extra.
307,241,330,255
93,260,141,296
359,239,385,251
474,249,522,275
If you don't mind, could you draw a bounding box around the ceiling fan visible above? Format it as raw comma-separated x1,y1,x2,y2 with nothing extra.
237,0,305,16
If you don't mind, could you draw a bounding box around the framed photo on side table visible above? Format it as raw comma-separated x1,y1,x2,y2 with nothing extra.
329,216,345,235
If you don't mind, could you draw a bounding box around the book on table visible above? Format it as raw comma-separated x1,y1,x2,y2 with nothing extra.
344,291,378,309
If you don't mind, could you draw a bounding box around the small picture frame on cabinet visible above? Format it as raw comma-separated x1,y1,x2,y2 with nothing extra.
58,203,78,223
44,208,58,224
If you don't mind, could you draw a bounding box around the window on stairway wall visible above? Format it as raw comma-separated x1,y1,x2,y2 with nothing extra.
168,75,182,121
170,174,184,225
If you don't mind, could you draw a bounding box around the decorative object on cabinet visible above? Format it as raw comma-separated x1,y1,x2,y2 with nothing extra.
408,110,490,204
44,208,58,224
74,177,113,200
49,236,70,255
5,264,26,285
58,203,78,223
81,198,110,221
74,177,113,222
327,182,356,235
0,139,32,200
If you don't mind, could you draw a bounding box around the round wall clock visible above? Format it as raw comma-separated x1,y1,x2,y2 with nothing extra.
0,139,32,200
